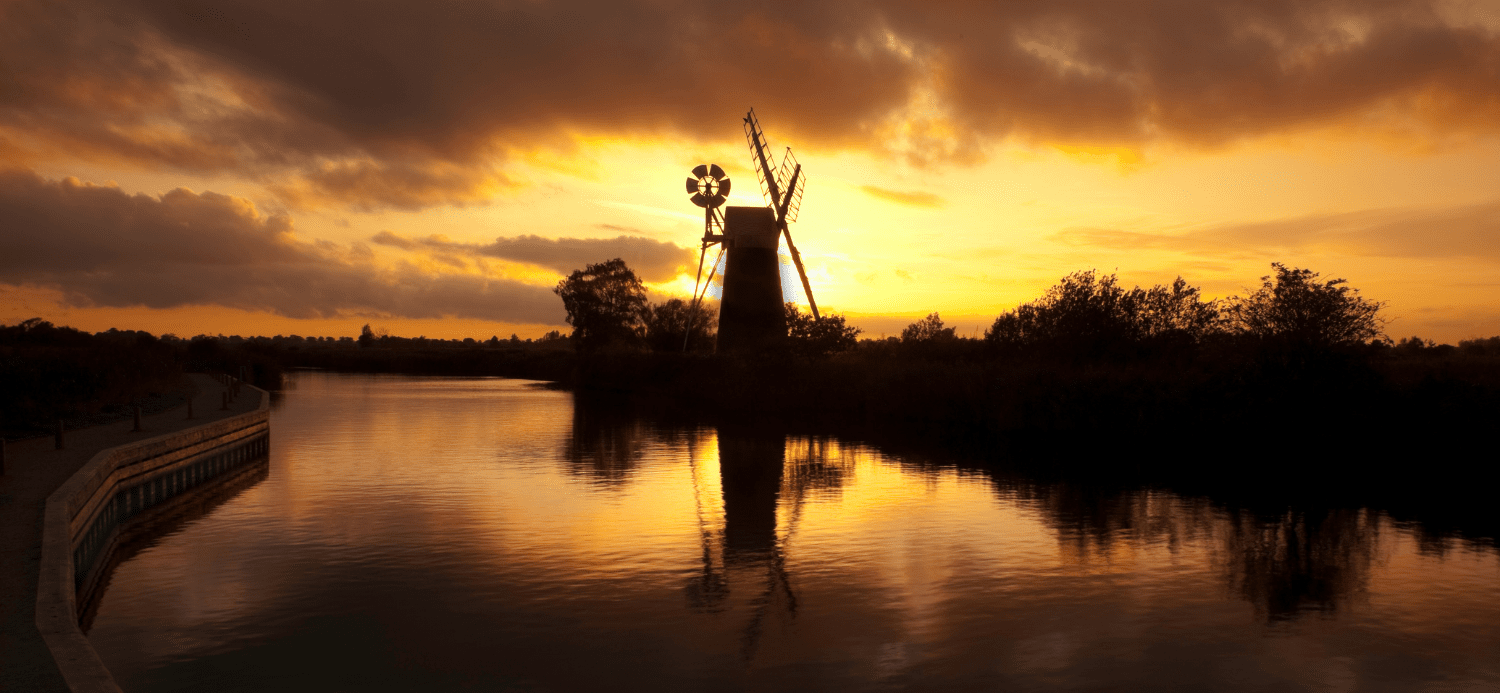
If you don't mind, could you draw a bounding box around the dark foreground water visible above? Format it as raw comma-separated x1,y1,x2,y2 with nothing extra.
88,373,1500,692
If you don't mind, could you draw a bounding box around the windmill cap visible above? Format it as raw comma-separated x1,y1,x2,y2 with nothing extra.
723,206,778,249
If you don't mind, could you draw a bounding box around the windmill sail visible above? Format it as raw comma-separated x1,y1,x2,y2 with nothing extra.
744,109,819,320
744,110,783,208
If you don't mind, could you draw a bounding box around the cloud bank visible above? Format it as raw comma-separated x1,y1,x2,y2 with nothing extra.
371,231,695,281
0,170,564,323
4,0,1497,210
1054,201,1500,262
860,185,945,208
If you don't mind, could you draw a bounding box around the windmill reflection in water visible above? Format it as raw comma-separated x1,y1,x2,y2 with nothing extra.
685,429,851,660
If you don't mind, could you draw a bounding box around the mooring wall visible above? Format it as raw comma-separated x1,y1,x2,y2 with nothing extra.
35,384,271,693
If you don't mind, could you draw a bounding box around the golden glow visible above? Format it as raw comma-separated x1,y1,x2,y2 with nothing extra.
16,122,1500,341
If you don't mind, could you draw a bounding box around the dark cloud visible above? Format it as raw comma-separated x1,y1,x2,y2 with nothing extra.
270,160,513,211
370,230,419,251
3,0,1498,208
0,170,564,323
1053,200,1500,261
860,185,945,207
371,231,694,281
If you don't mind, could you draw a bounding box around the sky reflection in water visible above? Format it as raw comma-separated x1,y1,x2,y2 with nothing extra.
87,373,1500,692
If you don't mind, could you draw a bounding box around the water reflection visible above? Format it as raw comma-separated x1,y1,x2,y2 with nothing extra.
79,457,270,631
565,396,648,483
1001,479,1383,621
1219,507,1380,621
86,374,1500,692
718,429,786,563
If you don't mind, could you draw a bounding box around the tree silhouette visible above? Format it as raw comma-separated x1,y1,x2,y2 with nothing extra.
901,312,957,343
985,271,1225,356
643,298,717,353
554,258,647,352
785,303,860,358
1227,263,1385,347
985,271,1140,354
1135,277,1225,341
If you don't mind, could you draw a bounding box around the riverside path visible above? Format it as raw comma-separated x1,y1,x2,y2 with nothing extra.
0,374,263,692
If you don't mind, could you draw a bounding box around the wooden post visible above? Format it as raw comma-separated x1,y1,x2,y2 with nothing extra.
55,420,64,449
186,399,195,419
133,406,142,432
221,391,230,410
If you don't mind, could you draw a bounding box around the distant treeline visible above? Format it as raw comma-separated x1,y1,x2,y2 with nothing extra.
0,319,183,437
6,262,1500,448
0,320,578,437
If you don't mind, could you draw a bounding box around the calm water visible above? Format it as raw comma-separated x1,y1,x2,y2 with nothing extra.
89,373,1500,692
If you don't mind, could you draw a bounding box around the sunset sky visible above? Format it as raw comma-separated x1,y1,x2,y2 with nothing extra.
4,0,1499,342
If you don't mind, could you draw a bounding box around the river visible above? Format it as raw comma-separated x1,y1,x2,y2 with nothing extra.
86,372,1500,691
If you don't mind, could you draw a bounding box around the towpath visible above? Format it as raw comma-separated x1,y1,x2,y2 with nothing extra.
1,374,263,692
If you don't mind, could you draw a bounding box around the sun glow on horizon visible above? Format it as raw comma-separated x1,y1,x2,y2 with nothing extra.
7,0,1500,342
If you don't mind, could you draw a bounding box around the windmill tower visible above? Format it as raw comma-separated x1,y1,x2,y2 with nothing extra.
685,109,819,352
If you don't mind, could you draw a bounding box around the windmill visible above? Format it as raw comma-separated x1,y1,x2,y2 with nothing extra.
685,109,818,352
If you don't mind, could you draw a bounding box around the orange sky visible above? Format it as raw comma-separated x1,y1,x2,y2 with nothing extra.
4,0,1500,342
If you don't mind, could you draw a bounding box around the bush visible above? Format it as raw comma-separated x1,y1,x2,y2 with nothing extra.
1135,277,1225,342
985,271,1221,357
901,313,957,344
1226,263,1384,347
643,298,717,353
785,303,861,358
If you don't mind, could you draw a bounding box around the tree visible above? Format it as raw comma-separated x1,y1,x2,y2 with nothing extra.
901,312,957,343
985,271,1224,355
985,271,1142,353
1135,277,1224,341
554,258,648,351
643,298,717,353
1226,264,1385,347
358,324,374,348
785,303,861,358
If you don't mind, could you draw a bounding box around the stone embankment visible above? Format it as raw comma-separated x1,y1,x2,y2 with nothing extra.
0,373,269,693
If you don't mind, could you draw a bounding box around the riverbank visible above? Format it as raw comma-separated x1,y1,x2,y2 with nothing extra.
0,374,264,693
570,345,1500,442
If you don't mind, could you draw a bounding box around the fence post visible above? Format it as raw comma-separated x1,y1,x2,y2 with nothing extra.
55,420,64,449
186,399,195,419
133,405,142,432
221,391,230,410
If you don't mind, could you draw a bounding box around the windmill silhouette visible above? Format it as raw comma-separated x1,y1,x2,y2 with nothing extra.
685,109,819,352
